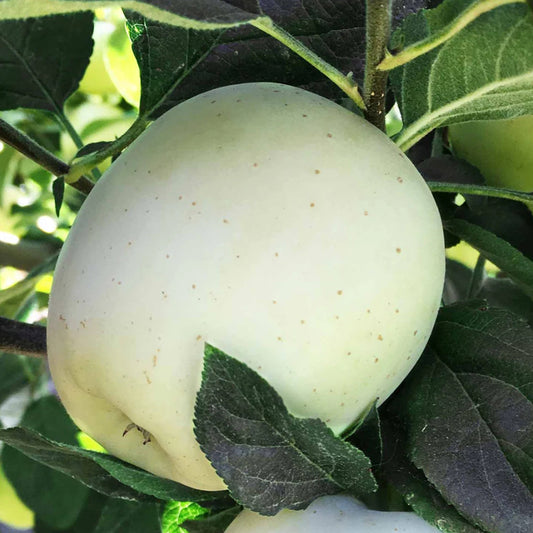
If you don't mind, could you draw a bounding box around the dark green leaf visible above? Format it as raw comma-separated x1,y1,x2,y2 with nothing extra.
431,303,533,401
378,421,484,533
2,396,89,530
194,344,377,516
442,259,472,305
344,401,383,467
0,13,93,112
52,177,64,217
0,354,30,405
499,442,533,494
0,425,228,504
477,277,533,326
34,490,108,533
398,350,533,533
93,499,161,533
392,4,533,150
125,13,224,117
458,373,533,491
444,218,533,299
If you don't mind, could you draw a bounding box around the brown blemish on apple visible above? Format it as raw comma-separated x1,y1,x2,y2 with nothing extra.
378,334,383,341
337,290,343,295
397,177,404,183
396,247,402,253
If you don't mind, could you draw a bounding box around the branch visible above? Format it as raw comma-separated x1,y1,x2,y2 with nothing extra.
0,317,47,358
0,240,58,271
0,118,94,195
364,0,392,131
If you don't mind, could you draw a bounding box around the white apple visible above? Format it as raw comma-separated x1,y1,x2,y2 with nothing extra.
226,495,440,532
47,83,445,491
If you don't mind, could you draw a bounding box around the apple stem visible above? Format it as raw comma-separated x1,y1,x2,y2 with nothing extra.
363,0,391,131
66,116,149,185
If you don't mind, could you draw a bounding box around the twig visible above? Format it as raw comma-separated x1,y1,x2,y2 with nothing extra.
0,317,47,358
0,118,94,194
364,0,392,131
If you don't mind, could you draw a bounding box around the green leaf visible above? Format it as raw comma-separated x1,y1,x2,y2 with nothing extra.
0,13,93,112
379,422,484,533
34,490,108,533
392,3,533,150
161,501,209,533
397,350,533,533
52,177,65,216
93,500,162,533
444,218,533,299
125,12,224,117
458,373,533,492
194,344,377,516
0,425,229,504
0,354,30,405
179,506,241,533
2,396,90,530
478,277,533,325
431,303,533,401
0,0,263,28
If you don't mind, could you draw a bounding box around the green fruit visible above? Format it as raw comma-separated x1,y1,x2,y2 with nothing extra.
48,83,445,491
104,23,141,108
226,495,440,532
0,464,34,530
448,115,533,192
79,21,117,96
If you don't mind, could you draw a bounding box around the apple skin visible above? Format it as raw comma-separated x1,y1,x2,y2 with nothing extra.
448,115,533,192
47,83,445,491
226,495,440,532
0,464,34,530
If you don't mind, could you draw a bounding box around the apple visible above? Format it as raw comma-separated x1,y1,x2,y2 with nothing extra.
104,22,141,108
448,115,533,192
0,463,34,530
47,83,445,491
78,21,117,96
226,494,440,532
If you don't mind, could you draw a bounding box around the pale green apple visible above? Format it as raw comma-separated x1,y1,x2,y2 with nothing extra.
0,464,34,530
47,83,445,491
226,495,440,532
448,115,533,192
104,22,141,108
79,21,117,96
